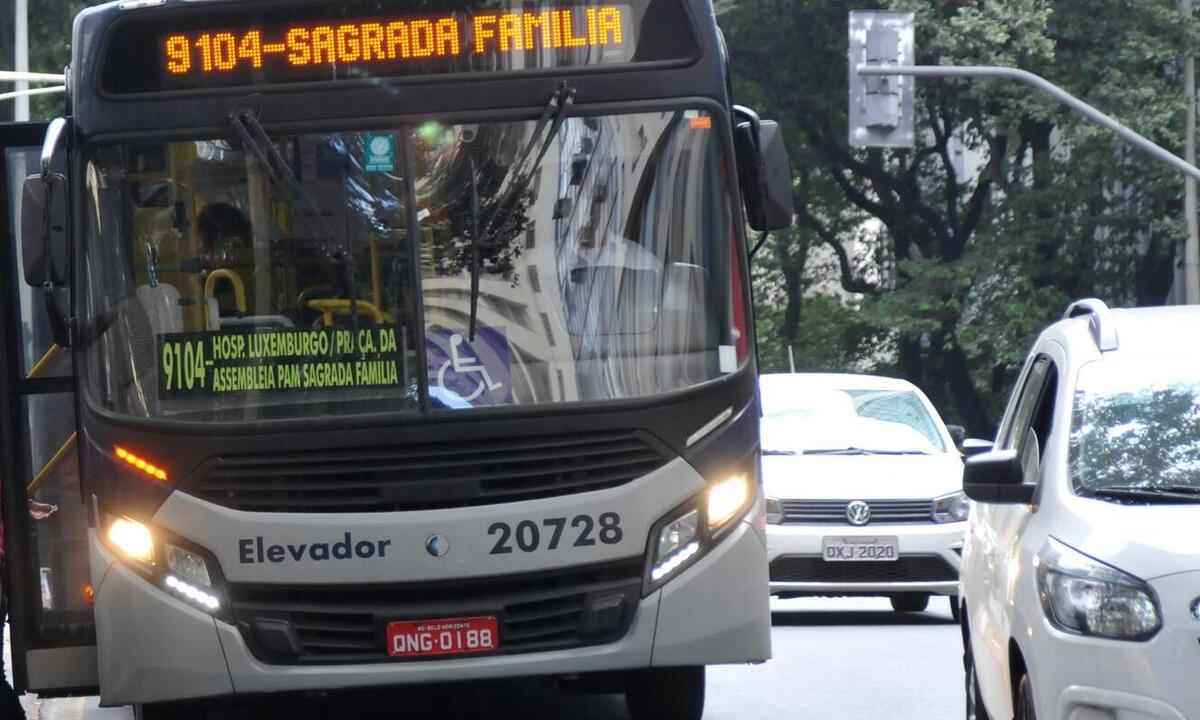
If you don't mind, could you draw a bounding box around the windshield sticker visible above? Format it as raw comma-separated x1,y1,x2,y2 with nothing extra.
156,326,403,396
364,133,397,173
426,326,511,408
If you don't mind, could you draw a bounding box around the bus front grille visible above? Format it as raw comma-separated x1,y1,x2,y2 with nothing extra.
191,430,670,513
226,558,644,665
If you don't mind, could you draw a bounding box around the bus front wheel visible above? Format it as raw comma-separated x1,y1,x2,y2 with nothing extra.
625,666,705,720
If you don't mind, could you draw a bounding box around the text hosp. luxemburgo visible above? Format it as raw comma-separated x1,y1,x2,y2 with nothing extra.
165,7,627,76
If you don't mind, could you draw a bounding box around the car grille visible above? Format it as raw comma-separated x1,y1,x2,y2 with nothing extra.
192,430,670,513
780,499,933,525
228,558,644,665
769,555,957,583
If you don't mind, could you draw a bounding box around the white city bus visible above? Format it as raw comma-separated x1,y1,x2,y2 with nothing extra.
0,1,793,717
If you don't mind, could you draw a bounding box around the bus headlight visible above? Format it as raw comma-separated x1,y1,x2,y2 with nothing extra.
107,517,155,564
707,474,752,531
102,515,225,617
645,472,757,593
166,543,213,588
651,509,701,584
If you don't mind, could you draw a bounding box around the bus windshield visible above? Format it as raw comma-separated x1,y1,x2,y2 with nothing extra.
80,108,746,423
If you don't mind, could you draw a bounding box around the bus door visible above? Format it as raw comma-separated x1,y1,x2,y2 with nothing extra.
0,121,98,696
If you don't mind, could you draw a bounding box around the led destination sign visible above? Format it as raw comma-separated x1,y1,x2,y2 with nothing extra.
157,327,403,397
164,7,627,77
100,1,700,94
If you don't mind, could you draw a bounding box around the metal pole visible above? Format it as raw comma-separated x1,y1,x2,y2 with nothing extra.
15,0,29,121
787,345,796,373
1184,0,1200,304
0,71,66,83
857,64,1200,184
0,86,65,103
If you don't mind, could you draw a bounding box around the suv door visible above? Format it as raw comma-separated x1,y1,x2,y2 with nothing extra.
971,351,1061,718
0,122,98,696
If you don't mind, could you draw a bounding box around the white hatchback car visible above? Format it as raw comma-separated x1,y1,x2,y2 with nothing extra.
760,373,967,616
961,299,1200,720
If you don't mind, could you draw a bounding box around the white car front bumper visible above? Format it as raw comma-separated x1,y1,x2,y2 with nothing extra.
766,520,964,596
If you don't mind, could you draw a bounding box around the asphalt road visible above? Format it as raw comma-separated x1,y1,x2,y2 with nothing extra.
14,597,965,720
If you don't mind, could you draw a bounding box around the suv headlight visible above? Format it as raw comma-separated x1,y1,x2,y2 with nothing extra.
1036,538,1161,641
932,491,970,523
646,473,755,593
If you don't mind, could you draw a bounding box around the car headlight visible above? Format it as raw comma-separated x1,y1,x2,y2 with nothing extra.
932,491,970,523
765,497,784,525
102,515,224,616
1036,538,1160,641
646,473,757,593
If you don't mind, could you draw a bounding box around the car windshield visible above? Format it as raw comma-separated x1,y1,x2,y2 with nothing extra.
1070,356,1200,493
80,109,746,423
760,414,939,456
758,381,946,452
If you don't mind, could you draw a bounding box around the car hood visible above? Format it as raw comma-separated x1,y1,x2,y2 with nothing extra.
1051,498,1200,580
762,453,963,500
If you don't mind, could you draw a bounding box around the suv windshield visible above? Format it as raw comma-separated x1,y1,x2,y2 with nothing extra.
81,109,746,423
1070,357,1200,493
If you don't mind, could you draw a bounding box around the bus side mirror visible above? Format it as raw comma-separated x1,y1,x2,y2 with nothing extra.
946,424,967,448
20,117,72,346
21,176,68,286
734,108,794,233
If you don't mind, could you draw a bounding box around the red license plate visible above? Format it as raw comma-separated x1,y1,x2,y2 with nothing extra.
386,616,500,658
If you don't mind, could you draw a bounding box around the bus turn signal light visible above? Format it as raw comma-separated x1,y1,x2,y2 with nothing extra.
115,446,168,482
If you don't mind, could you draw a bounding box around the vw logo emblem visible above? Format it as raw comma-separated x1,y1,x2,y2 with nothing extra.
425,534,450,558
846,500,871,526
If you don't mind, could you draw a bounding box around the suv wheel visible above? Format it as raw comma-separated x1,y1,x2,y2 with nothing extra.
626,666,705,720
890,593,930,612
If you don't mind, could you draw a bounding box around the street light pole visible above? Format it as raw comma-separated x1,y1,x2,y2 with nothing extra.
1182,0,1200,304
15,0,29,121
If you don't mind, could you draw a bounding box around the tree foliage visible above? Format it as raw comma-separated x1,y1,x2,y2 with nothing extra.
723,0,1199,434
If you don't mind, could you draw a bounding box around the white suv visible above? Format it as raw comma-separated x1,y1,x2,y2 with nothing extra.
961,299,1200,720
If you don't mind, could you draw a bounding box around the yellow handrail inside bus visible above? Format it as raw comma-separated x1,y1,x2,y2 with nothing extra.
306,299,389,326
204,269,248,317
28,432,77,495
26,343,62,380
369,237,383,310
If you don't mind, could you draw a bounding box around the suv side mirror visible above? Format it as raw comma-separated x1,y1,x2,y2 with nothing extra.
962,450,1035,504
960,438,994,458
946,424,967,448
734,107,793,232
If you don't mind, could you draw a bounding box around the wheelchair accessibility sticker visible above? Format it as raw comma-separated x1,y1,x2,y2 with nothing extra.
426,326,511,407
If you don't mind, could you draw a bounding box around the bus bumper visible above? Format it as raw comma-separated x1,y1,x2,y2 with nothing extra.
92,519,768,705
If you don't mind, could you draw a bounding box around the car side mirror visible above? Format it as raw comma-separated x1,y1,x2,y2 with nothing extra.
960,438,993,458
734,107,793,233
946,424,967,448
962,449,1035,504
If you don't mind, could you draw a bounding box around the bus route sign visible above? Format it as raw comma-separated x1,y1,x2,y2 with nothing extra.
156,326,403,396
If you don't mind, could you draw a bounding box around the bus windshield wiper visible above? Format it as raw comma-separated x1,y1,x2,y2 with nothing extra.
467,84,575,340
802,447,930,456
1083,484,1200,503
762,449,798,456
